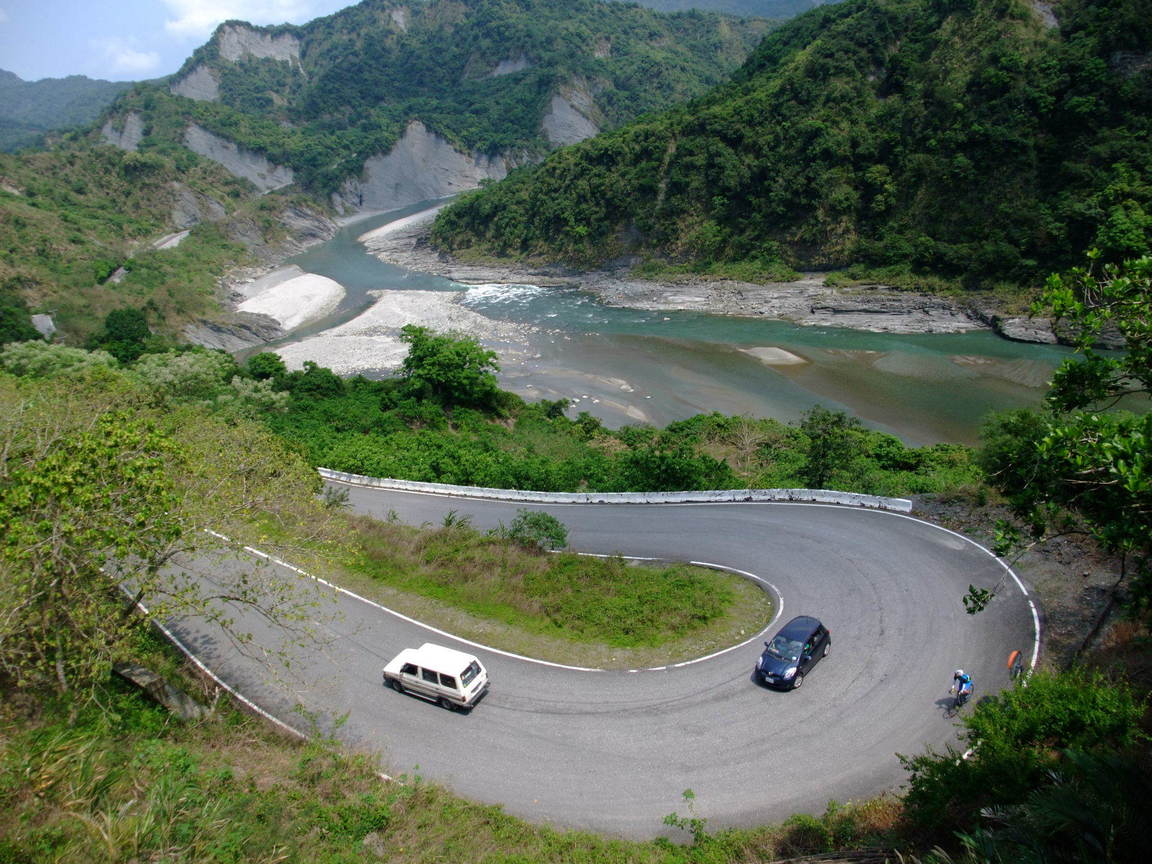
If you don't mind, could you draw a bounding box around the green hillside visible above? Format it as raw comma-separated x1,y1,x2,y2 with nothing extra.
0,69,132,152
626,0,837,18
109,0,768,196
0,143,324,342
430,0,1152,288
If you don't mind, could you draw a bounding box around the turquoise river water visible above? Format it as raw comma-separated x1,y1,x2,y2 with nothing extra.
284,204,1073,447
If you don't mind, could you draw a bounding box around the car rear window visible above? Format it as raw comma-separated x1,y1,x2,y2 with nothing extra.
461,661,481,686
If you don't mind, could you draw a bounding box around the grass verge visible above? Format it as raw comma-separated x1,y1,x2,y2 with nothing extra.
0,663,902,864
322,513,775,670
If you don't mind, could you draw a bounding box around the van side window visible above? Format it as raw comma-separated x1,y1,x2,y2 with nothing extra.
401,663,418,676
461,661,480,686
421,668,438,683
439,673,457,689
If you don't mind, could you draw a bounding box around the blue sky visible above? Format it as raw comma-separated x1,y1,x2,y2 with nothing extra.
0,1,353,81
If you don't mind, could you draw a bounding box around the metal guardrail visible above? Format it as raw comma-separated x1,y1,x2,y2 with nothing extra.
317,468,914,513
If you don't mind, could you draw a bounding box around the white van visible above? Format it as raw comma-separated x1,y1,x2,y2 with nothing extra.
382,642,490,710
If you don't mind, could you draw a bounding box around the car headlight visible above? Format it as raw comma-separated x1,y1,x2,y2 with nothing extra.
784,666,797,679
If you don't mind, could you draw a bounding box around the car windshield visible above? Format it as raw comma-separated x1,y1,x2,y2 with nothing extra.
765,636,803,661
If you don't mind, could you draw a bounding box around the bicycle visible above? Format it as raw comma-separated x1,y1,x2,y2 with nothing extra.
949,672,973,713
1007,649,1024,681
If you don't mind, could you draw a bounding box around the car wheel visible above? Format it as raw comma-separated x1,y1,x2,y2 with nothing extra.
438,697,455,711
823,641,830,657
792,672,804,689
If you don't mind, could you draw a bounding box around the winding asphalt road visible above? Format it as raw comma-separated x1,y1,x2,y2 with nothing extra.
166,486,1038,838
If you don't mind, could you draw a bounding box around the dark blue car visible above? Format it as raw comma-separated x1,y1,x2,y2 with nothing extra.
755,615,831,690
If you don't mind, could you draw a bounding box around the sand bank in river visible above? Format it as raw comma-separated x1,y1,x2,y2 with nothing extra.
236,268,345,332
274,288,527,375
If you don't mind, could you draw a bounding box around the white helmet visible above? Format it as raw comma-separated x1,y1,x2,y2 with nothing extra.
955,669,965,677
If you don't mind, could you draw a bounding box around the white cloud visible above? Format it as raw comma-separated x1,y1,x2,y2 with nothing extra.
162,1,318,38
94,37,162,75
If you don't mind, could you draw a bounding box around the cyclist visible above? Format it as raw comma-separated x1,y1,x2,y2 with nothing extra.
951,669,973,706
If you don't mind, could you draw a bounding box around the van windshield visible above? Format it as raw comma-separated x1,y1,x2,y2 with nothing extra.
461,661,481,686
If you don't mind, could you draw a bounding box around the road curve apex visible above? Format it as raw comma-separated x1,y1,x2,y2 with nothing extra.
316,468,914,512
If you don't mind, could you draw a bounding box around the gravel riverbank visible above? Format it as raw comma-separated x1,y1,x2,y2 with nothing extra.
359,208,1059,343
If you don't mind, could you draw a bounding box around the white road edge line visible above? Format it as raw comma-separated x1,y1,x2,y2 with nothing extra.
205,531,783,674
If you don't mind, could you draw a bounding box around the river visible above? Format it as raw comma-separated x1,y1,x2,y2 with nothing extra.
281,203,1072,447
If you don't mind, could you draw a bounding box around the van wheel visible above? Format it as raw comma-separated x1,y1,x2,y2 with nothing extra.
438,697,455,711
392,679,405,693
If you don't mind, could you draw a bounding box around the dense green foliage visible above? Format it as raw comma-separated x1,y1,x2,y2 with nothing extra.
0,366,335,697
112,0,766,194
0,68,131,152
398,323,501,409
257,345,977,495
631,0,835,16
0,291,41,345
901,670,1147,862
980,255,1152,616
432,0,1152,287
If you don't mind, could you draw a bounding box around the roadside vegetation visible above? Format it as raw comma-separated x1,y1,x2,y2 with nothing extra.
1,0,1150,860
2,248,1149,862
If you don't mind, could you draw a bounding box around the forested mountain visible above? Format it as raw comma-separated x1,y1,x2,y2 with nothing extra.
102,0,767,211
1,0,769,342
0,69,131,152
625,0,838,18
431,0,1152,288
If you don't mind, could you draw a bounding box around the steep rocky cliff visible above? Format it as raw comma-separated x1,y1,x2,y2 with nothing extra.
183,125,294,192
332,121,509,213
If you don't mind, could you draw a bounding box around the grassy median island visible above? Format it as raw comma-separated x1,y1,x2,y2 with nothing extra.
326,513,774,670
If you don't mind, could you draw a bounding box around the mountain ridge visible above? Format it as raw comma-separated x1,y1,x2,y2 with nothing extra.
100,0,769,216
429,0,1152,288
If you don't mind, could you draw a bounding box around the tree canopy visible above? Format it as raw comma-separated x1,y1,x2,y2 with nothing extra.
980,254,1152,617
432,0,1152,287
0,369,335,696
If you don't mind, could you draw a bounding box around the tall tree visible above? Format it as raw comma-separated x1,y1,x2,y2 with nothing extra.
0,371,334,697
979,255,1152,620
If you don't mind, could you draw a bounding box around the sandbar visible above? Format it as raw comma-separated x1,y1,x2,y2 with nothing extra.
274,288,525,374
237,272,346,332
739,346,808,366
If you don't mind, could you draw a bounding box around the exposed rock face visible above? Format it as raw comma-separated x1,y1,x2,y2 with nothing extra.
101,111,145,151
170,182,227,228
184,124,294,192
276,204,339,251
218,23,301,63
981,311,1060,344
542,84,600,146
31,314,56,339
183,313,285,351
170,65,220,101
490,54,531,76
390,6,410,31
1029,0,1059,29
331,120,508,213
